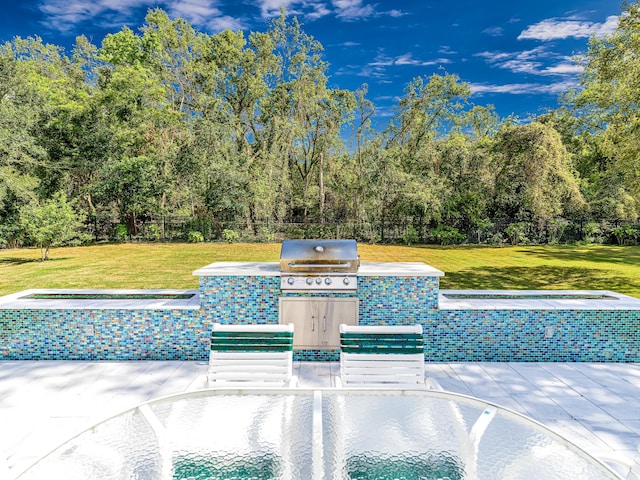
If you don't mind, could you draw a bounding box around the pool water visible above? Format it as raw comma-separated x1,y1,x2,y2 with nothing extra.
174,454,279,480
443,293,617,300
173,453,462,480
345,453,463,480
21,293,195,300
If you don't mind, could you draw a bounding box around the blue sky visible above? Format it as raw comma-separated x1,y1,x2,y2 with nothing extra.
0,0,624,124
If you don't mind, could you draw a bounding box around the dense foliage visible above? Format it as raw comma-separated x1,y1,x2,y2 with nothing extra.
1,5,639,251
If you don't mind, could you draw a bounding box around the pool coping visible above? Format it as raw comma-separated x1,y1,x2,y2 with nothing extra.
439,289,640,311
0,289,201,310
2,288,640,311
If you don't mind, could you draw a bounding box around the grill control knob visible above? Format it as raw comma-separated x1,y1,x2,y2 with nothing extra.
343,277,351,285
287,277,295,285
306,277,313,285
325,277,332,285
315,277,322,284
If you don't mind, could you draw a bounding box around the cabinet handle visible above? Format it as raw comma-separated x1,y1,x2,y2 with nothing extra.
323,315,327,332
311,315,315,331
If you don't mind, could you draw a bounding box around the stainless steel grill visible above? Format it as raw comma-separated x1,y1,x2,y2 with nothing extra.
280,239,359,291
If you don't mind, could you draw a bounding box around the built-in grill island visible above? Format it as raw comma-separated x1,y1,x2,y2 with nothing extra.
279,239,360,349
6,240,640,364
193,239,444,360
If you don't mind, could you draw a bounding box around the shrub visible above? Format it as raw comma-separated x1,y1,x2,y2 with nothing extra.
505,222,529,245
147,224,162,241
402,225,419,246
583,221,602,244
430,225,465,245
188,231,204,243
222,228,240,243
547,219,569,244
489,232,505,245
473,218,494,244
303,224,336,239
114,224,128,242
258,226,278,242
612,225,639,245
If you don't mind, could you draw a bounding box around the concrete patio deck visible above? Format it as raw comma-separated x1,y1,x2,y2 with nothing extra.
1,361,639,479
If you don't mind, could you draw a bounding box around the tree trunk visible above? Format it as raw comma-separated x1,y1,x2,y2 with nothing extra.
161,192,167,240
319,152,325,222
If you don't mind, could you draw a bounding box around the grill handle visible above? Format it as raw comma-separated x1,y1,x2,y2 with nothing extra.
287,262,351,269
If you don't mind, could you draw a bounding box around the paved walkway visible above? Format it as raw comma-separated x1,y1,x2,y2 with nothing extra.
1,361,639,479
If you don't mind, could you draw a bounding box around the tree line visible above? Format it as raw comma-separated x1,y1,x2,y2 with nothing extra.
1,4,639,255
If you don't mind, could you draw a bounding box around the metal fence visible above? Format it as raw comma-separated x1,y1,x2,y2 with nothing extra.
84,215,640,246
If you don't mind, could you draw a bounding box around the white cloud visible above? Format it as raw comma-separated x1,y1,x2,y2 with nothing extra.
498,59,542,75
541,63,583,75
256,0,302,18
518,15,619,41
405,55,451,66
307,3,332,19
471,80,578,96
207,15,247,32
438,45,457,55
39,0,152,30
368,52,450,70
483,26,503,37
475,51,513,62
163,0,247,31
394,53,420,65
475,46,581,77
332,0,374,20
254,0,383,21
39,0,246,33
368,56,393,68
166,0,223,25
387,9,405,18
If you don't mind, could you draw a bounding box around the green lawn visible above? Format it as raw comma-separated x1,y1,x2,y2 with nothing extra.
1,243,639,298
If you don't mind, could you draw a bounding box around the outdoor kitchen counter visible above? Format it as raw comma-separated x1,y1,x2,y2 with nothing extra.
192,261,445,277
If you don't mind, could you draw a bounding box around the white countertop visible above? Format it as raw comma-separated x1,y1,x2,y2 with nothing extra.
192,262,280,276
192,261,445,277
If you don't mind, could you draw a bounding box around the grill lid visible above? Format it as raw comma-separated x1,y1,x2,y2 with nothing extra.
280,239,359,274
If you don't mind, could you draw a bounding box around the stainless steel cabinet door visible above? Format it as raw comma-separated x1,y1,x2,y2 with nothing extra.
318,298,358,348
279,297,358,349
280,298,317,349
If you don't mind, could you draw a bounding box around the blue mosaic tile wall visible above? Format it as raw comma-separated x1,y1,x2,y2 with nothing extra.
358,276,439,324
0,308,207,360
2,272,640,362
199,275,439,324
433,309,640,362
199,276,280,325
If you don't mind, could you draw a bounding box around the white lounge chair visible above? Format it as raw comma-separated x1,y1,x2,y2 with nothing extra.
336,324,426,388
207,323,298,387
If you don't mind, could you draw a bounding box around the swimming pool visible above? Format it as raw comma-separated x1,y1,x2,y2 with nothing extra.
443,292,618,300
21,293,196,300
16,389,620,480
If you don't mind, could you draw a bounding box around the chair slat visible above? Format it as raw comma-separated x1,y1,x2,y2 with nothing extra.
338,324,425,389
208,323,296,387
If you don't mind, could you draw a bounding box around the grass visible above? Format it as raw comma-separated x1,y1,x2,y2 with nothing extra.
1,243,639,298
